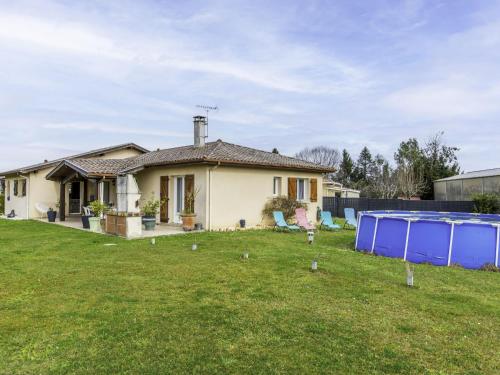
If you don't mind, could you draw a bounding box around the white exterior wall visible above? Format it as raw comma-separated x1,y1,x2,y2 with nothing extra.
209,166,323,230
4,177,29,218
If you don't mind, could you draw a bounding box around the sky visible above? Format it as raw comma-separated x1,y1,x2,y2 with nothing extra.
1,0,499,172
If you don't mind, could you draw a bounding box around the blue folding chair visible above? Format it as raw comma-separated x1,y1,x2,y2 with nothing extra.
273,211,300,231
344,208,358,229
320,211,341,230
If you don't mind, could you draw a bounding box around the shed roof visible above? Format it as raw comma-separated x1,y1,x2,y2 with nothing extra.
434,168,500,182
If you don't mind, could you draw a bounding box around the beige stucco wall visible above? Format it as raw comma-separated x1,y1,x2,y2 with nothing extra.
135,165,208,227
209,166,323,230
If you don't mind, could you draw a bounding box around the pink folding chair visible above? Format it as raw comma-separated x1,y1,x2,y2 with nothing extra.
295,208,315,230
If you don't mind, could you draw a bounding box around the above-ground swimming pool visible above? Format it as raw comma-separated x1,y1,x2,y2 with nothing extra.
355,211,500,270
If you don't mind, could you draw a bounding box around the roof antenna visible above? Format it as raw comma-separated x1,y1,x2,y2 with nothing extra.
196,105,218,139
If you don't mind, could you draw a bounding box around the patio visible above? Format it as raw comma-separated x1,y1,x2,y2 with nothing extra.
35,216,195,238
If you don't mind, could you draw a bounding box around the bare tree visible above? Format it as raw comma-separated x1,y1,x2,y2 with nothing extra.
295,146,340,171
397,164,425,199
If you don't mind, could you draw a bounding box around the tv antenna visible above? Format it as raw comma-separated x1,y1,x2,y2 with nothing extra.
196,105,218,138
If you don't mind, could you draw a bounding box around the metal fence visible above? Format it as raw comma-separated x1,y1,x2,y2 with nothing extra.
323,197,475,218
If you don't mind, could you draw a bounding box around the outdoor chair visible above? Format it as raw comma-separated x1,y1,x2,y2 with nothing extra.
295,208,315,230
344,208,358,229
320,211,341,230
35,203,50,218
273,211,300,231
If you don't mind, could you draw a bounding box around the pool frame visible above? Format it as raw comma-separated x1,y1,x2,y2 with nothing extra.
355,211,500,270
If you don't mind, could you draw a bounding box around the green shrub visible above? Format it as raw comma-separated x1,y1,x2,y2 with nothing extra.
262,196,307,221
0,193,4,215
472,193,500,214
89,200,107,217
141,194,163,217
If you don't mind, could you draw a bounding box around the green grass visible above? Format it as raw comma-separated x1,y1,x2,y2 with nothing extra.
0,220,499,374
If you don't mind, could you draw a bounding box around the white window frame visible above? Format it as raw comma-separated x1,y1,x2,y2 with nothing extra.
273,177,282,196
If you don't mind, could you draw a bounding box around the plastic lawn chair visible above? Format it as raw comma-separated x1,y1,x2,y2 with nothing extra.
273,211,300,231
295,208,315,230
344,208,358,229
320,211,341,230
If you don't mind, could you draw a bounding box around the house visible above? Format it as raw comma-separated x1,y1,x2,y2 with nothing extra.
1,116,332,230
322,179,360,198
434,168,500,200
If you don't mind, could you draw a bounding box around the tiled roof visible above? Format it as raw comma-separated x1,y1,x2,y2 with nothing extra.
0,143,148,176
68,159,135,175
122,140,334,173
434,168,500,182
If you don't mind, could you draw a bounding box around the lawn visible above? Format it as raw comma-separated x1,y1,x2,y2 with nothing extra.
0,220,499,374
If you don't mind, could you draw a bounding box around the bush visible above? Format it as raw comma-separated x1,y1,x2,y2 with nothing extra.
472,193,500,214
262,196,307,221
89,200,107,217
0,193,4,215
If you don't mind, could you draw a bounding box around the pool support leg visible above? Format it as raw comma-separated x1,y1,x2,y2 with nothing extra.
371,217,379,254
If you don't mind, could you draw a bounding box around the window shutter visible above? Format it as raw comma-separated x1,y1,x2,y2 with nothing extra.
160,176,169,222
184,175,195,211
288,177,297,199
310,178,317,202
13,180,18,196
22,180,27,197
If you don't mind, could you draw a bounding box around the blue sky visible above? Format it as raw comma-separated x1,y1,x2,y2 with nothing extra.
1,0,499,172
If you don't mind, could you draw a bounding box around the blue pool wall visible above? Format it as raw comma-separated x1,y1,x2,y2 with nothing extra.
355,211,500,270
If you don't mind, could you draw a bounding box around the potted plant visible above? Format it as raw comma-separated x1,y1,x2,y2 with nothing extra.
141,194,162,231
181,187,199,231
47,207,57,222
88,200,107,233
47,201,59,222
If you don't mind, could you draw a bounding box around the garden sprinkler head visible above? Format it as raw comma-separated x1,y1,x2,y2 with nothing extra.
242,251,249,259
150,238,156,245
307,231,314,245
311,259,318,271
192,243,197,251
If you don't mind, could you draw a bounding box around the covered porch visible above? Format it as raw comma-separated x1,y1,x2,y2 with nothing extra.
46,159,121,221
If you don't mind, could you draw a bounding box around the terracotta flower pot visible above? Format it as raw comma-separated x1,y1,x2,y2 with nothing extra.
181,213,196,231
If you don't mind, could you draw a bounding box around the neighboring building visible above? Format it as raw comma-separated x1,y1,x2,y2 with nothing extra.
1,116,332,229
434,168,500,200
323,179,360,198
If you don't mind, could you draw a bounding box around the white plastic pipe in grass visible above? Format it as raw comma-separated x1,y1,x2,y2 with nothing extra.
371,217,379,253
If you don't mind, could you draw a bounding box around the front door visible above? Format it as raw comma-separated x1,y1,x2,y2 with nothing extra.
173,176,184,224
69,181,81,214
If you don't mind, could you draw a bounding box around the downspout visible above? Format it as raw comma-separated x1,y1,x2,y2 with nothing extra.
207,162,220,231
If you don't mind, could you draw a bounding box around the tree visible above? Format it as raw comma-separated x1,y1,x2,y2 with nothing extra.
295,146,340,173
355,146,373,183
272,148,279,154
421,132,460,199
337,149,354,186
397,164,426,199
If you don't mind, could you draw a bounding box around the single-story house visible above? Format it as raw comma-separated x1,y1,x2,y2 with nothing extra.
1,116,332,230
322,179,360,198
434,168,500,200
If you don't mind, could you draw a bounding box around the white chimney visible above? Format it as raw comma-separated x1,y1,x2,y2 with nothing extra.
193,115,207,147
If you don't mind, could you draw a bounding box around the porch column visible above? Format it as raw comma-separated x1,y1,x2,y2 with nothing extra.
59,180,66,221
83,180,88,206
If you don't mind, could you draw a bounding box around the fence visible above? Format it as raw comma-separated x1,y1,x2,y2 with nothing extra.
323,197,475,218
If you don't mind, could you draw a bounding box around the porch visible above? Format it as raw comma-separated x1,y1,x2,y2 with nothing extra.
36,216,190,238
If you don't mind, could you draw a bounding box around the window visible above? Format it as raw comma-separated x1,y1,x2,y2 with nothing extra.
297,178,307,201
273,177,282,196
6,180,10,200
13,180,18,196
21,180,26,197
